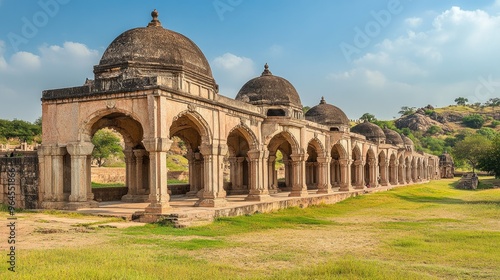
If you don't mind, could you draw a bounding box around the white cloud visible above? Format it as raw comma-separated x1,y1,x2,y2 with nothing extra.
212,53,256,97
405,17,422,28
0,41,100,121
328,6,500,119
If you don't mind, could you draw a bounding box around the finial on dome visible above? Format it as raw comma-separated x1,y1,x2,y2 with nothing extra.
261,63,272,76
148,9,162,27
320,96,326,104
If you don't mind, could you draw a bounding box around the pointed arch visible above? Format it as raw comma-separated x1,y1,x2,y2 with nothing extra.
227,124,258,150
171,110,213,144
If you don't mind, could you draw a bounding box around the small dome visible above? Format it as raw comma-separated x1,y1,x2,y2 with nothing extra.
401,134,414,146
351,121,386,143
235,64,302,109
383,128,404,146
305,97,349,127
97,10,213,79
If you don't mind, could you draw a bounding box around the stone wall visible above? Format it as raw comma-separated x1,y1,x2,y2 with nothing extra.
0,152,39,209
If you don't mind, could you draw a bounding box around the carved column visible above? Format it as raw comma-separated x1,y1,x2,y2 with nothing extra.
246,149,270,201
339,159,351,191
51,146,66,201
143,138,172,213
124,149,136,194
196,143,227,207
289,153,308,197
66,142,94,206
316,156,332,194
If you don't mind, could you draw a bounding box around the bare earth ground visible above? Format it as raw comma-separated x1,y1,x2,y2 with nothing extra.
0,212,145,251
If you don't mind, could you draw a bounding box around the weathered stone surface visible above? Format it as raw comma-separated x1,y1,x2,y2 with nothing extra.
395,113,453,133
455,173,478,190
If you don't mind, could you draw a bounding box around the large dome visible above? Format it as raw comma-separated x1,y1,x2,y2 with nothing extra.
97,10,213,78
305,97,349,127
235,64,302,109
351,121,386,143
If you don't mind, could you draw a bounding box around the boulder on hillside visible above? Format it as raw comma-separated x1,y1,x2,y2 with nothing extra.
395,113,453,133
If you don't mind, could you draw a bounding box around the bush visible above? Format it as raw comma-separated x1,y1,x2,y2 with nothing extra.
491,120,500,128
426,125,442,135
462,114,485,129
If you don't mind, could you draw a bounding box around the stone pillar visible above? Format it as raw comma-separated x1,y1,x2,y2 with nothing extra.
339,159,351,191
124,149,136,194
267,155,278,194
143,138,172,213
38,145,53,203
134,149,147,195
352,160,364,189
187,152,203,197
316,156,332,194
246,149,270,201
66,142,95,207
51,146,66,201
289,153,308,197
196,143,227,207
283,158,291,191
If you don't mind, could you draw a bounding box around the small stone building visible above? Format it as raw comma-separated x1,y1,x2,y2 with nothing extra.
37,10,441,214
439,151,455,178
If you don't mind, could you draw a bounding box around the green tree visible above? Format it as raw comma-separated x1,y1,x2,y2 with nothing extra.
478,136,500,178
360,113,376,122
452,135,492,173
454,97,468,106
462,114,485,129
91,129,123,167
398,106,416,116
302,106,311,114
486,97,500,113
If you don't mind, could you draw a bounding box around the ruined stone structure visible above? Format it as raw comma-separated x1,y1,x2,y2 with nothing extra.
439,151,455,178
38,10,441,214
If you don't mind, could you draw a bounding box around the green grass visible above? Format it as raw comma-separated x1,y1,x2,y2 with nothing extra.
91,182,125,188
167,154,188,171
3,178,500,279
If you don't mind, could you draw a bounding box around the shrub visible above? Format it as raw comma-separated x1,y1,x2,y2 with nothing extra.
462,114,485,129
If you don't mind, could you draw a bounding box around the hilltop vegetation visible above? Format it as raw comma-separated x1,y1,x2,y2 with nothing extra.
0,118,41,144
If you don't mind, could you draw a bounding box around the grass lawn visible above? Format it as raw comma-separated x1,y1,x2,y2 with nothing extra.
2,178,499,279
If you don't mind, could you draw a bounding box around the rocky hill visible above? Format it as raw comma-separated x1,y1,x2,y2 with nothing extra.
394,105,500,136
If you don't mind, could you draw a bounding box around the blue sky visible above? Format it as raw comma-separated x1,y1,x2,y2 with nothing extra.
1,0,500,122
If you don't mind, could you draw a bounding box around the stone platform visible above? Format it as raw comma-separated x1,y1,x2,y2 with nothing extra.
76,185,396,227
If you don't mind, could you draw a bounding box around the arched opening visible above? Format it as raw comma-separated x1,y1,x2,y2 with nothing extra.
364,149,376,187
267,109,286,117
268,133,294,192
330,144,345,188
389,153,397,185
330,127,340,132
170,114,205,197
305,141,320,190
87,112,147,203
226,128,251,195
351,146,362,188
378,151,386,186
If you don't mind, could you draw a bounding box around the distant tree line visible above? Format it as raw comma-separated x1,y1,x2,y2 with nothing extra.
0,118,41,143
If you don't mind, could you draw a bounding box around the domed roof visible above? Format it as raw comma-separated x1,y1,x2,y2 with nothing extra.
351,121,386,142
97,10,213,78
383,128,404,146
305,97,349,126
235,64,302,109
401,134,414,146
